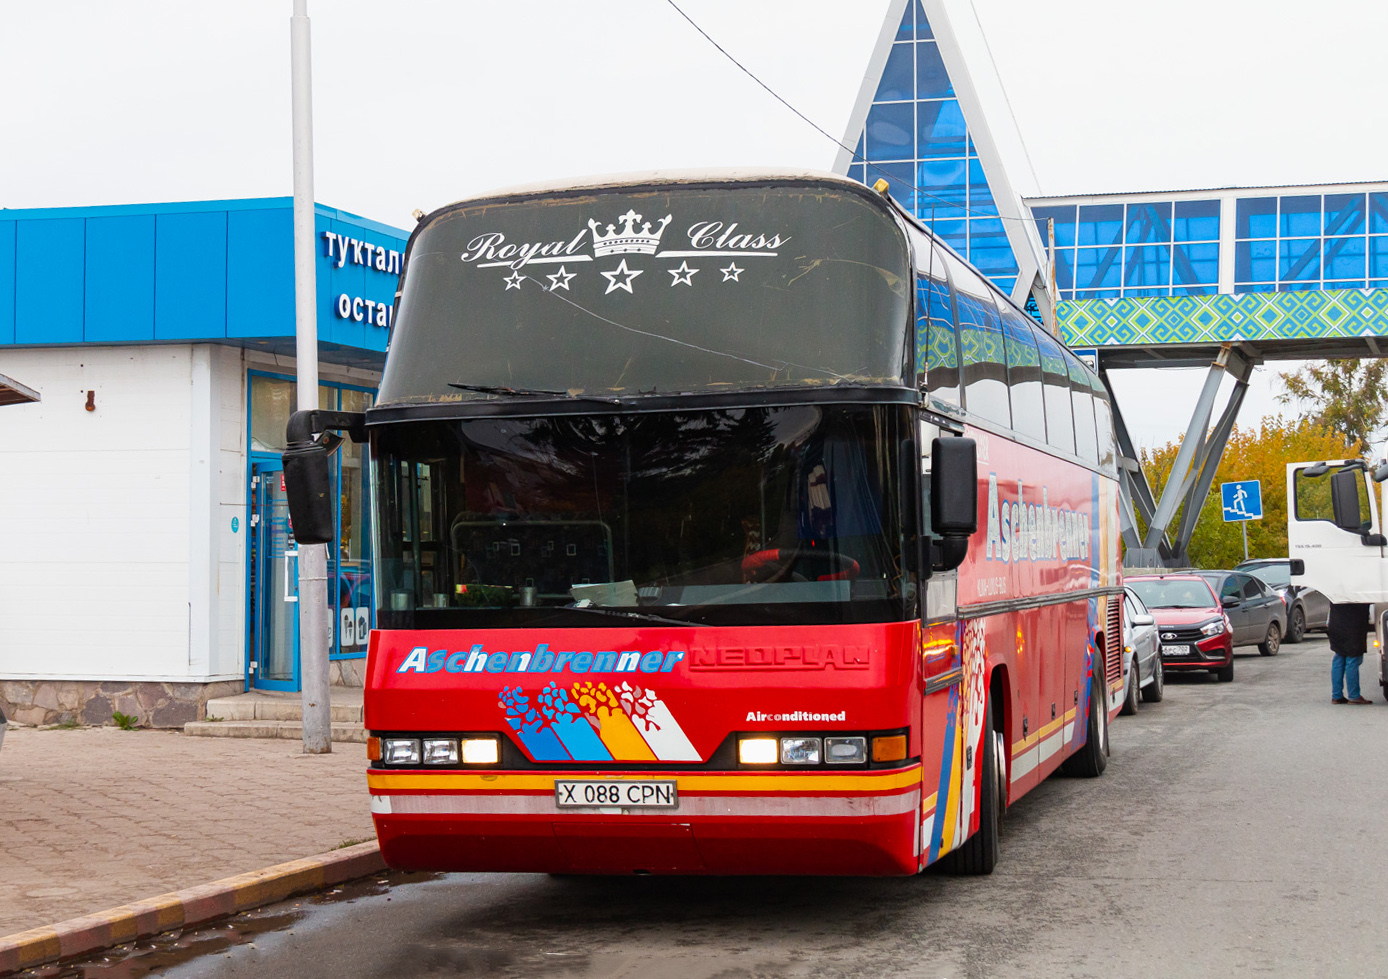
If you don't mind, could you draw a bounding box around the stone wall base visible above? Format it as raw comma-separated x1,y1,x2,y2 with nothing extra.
329,658,365,687
0,679,244,729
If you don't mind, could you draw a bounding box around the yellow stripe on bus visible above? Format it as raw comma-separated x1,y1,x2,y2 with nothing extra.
367,766,923,795
1010,707,1077,756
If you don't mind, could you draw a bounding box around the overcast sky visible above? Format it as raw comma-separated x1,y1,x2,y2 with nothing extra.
4,0,1383,451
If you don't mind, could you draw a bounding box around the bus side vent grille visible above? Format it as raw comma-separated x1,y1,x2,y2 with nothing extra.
1104,598,1123,685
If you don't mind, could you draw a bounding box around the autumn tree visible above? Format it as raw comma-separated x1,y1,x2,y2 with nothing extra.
1139,416,1360,569
1278,359,1388,448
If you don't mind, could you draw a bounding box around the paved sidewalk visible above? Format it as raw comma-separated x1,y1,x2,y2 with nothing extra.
0,726,375,937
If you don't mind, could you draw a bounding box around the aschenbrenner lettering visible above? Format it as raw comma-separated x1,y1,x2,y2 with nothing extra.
396,643,686,675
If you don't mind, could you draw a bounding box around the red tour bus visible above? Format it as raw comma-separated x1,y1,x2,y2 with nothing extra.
284,171,1123,876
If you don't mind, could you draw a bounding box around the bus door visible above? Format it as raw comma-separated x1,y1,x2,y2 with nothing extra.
250,459,299,691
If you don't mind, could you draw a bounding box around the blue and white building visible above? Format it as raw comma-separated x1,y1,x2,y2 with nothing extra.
0,198,405,725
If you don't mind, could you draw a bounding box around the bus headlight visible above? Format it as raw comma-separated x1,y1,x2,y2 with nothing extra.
382,738,421,765
738,737,779,764
779,737,822,765
824,736,867,764
422,739,459,765
460,737,500,765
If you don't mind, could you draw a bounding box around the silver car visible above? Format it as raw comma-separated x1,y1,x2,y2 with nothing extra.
1120,586,1164,713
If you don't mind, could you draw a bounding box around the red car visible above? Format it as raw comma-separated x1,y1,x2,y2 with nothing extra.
1125,574,1236,682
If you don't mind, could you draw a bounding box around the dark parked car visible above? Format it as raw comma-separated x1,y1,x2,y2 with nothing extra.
1127,574,1236,682
1194,570,1288,656
1235,558,1330,643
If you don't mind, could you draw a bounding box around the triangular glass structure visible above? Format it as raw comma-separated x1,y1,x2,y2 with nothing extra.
847,0,1020,294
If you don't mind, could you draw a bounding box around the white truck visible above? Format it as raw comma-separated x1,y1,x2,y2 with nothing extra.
1287,459,1388,698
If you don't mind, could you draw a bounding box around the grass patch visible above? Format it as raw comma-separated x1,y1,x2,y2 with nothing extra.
112,711,140,731
335,837,370,849
52,719,82,730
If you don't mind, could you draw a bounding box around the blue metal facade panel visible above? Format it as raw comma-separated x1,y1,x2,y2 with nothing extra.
85,215,155,342
16,219,85,344
0,222,14,344
227,208,294,339
0,198,405,355
155,211,228,339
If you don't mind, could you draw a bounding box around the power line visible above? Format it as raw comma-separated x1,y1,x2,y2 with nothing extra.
663,0,1037,230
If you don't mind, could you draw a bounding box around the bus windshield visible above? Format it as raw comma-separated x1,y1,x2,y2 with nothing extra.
379,181,912,406
372,404,915,626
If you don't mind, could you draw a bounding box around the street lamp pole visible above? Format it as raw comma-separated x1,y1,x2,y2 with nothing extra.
291,0,332,753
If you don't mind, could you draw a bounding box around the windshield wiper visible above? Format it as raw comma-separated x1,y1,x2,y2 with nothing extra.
448,382,624,406
561,605,701,628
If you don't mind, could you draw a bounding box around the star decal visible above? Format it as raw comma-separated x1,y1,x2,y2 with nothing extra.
667,261,699,286
600,258,643,295
504,271,525,291
720,262,744,282
546,265,577,291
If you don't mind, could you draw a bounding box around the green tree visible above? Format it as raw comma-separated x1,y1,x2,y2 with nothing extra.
1277,359,1388,448
1139,416,1360,568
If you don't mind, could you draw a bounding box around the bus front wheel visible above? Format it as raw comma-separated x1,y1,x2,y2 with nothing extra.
947,695,1002,875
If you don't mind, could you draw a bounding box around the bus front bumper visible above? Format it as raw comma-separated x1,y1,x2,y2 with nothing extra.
366,767,923,876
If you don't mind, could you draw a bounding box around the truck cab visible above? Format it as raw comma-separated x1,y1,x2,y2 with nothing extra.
1287,459,1388,697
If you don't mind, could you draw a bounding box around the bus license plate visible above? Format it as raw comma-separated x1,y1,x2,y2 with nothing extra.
1163,644,1191,657
554,780,678,809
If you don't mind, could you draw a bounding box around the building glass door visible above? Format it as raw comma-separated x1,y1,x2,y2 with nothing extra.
246,374,376,691
250,459,299,690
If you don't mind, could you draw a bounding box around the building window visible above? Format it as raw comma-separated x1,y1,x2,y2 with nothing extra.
851,0,1019,291
1235,193,1380,293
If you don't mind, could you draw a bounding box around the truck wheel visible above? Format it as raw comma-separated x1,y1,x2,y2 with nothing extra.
1061,671,1108,777
947,696,1002,875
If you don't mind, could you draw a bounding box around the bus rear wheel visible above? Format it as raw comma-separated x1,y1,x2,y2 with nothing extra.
1061,670,1108,778
947,695,1002,875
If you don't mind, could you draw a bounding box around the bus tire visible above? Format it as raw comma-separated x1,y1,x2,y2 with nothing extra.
1061,670,1108,778
948,695,1002,875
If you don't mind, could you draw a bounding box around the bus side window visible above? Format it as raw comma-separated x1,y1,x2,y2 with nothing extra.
950,262,1010,428
917,266,959,405
1068,358,1099,465
1034,330,1075,455
1090,375,1117,472
999,305,1046,443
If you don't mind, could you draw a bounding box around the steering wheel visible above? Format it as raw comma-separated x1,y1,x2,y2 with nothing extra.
741,548,861,583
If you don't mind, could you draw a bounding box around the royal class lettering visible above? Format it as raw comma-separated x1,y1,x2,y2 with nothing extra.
684,221,788,252
689,645,870,671
460,230,590,270
322,232,403,274
395,644,686,675
984,473,1090,564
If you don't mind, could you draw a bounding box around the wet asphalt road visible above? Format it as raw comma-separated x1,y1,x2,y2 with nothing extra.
31,636,1388,979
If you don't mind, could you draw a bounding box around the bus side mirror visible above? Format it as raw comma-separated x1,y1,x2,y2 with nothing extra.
1330,470,1365,534
282,409,364,545
283,434,341,545
1288,558,1305,576
931,437,977,571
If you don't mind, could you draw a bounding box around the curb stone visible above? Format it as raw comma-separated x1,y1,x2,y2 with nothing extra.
0,841,384,975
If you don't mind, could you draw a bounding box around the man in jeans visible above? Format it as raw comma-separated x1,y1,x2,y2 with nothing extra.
1329,603,1372,704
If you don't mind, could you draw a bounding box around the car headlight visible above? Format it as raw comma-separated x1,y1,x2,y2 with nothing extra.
1199,619,1225,636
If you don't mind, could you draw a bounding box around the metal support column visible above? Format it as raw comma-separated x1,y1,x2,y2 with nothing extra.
1106,343,1256,569
1168,354,1253,563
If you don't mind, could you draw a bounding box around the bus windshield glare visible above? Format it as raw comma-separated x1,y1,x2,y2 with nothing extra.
373,404,915,626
